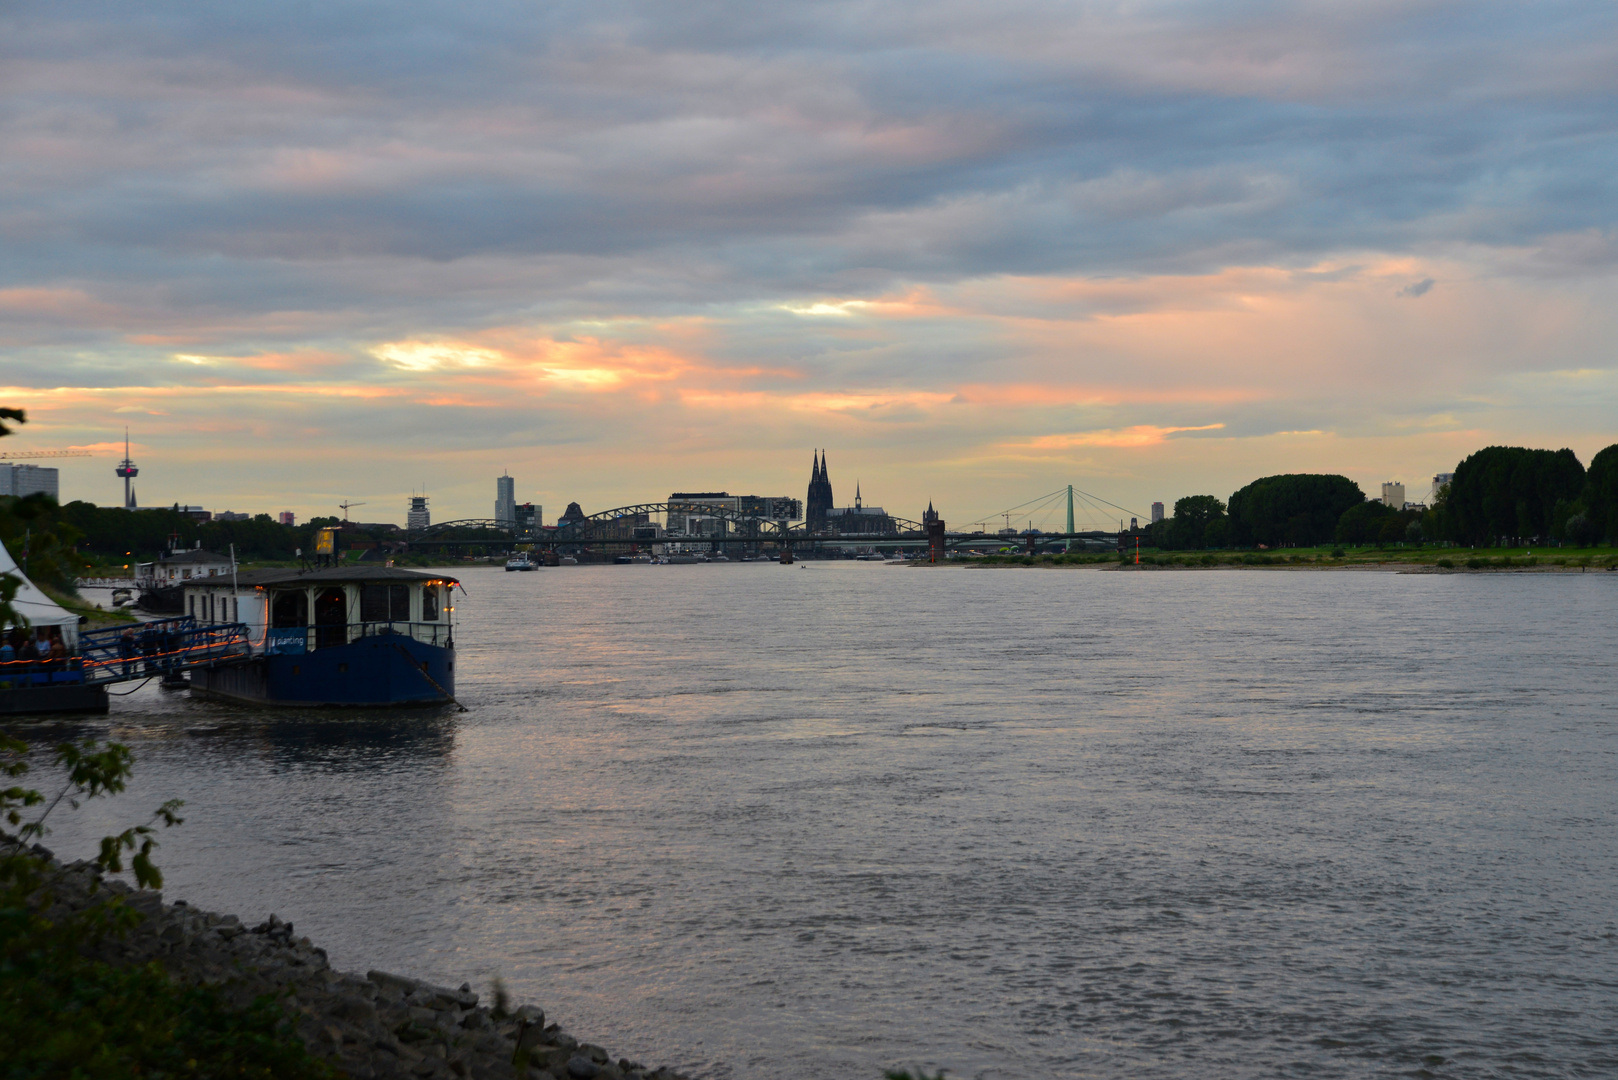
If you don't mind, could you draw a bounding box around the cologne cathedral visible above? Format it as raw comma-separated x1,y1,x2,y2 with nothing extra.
806,450,834,530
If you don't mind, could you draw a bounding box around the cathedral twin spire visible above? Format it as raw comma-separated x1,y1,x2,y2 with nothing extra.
807,448,834,529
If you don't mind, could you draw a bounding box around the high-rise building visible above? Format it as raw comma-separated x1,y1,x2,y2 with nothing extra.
279,511,296,526
515,502,540,538
407,495,430,531
495,473,516,527
1381,482,1405,509
1151,501,1165,523
806,450,834,530
0,463,59,501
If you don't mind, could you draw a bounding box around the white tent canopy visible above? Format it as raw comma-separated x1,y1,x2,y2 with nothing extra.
0,538,80,648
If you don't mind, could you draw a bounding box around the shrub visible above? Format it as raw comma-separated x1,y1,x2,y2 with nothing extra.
0,737,334,1079
1330,548,1345,558
1436,558,1454,568
1466,557,1486,569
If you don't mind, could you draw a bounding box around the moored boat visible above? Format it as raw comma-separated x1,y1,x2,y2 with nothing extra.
182,567,458,707
505,553,536,571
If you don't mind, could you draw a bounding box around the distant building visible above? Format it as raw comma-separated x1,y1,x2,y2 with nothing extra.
667,493,732,536
1381,482,1405,509
0,463,59,501
557,501,586,527
825,484,893,535
666,492,799,536
176,506,211,522
136,547,234,584
1432,472,1454,500
738,494,802,521
1151,501,1165,524
922,501,939,526
215,511,249,522
806,450,834,530
407,495,430,531
515,502,540,539
279,511,296,526
495,473,516,528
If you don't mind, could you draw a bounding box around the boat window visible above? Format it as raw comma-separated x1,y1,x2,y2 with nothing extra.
360,583,412,622
314,588,347,649
360,584,389,622
422,585,439,621
271,590,308,628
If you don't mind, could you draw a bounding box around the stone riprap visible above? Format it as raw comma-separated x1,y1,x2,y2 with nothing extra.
18,842,689,1080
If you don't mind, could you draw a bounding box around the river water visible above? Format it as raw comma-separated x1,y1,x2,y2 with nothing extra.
27,564,1618,1078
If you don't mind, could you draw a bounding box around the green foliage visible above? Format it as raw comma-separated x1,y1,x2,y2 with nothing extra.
1,738,330,1078
1335,500,1394,544
1446,445,1585,545
0,921,336,1080
1437,558,1454,568
1582,443,1618,543
1147,494,1229,550
2,736,185,892
1228,474,1365,548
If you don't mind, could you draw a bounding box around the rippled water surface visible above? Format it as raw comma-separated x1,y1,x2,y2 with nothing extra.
25,564,1618,1078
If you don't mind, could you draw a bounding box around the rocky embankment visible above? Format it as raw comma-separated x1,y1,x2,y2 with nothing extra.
23,843,689,1080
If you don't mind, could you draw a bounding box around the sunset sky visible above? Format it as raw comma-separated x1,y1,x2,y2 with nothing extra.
3,1,1615,528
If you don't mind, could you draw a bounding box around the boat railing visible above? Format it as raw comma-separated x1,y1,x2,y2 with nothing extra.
264,621,453,655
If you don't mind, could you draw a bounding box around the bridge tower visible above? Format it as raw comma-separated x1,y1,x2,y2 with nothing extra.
1065,484,1075,552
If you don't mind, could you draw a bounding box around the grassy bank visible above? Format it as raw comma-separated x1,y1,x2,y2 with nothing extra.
961,545,1618,570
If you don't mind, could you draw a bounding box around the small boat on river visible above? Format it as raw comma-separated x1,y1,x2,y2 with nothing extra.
505,554,536,571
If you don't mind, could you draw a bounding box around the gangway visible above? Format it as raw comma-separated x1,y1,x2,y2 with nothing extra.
78,616,253,686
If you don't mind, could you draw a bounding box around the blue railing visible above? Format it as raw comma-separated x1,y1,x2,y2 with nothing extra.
77,617,252,686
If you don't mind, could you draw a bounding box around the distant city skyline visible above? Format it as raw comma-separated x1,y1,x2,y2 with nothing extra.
3,4,1614,523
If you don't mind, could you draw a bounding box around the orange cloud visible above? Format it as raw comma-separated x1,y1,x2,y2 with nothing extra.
1010,424,1227,450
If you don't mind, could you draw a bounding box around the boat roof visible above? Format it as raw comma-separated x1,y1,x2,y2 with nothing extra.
184,566,459,588
156,549,234,564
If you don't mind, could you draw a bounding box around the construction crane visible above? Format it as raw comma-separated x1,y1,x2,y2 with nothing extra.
338,499,367,522
1,450,92,459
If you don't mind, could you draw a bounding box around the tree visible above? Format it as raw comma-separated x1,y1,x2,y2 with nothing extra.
1582,443,1618,543
1148,495,1228,549
1445,446,1585,545
1228,474,1366,547
1335,499,1395,545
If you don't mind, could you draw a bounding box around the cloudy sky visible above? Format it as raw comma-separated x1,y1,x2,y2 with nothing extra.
3,0,1615,528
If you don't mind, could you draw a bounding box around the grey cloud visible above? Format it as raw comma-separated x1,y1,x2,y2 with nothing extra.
1398,278,1436,298
2,0,1617,356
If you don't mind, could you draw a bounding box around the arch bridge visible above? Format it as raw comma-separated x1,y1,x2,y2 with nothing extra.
406,502,1119,554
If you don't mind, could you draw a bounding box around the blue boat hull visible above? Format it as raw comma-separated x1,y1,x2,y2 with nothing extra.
190,635,454,707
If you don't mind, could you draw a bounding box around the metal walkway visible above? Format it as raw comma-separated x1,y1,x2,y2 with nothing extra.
78,616,252,686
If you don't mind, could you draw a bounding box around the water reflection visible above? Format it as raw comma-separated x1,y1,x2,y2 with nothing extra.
22,568,1618,1079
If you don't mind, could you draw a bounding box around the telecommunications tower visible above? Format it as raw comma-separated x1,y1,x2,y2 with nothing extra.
115,428,138,509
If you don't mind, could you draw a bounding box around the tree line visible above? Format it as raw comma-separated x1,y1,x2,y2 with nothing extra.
1146,442,1618,550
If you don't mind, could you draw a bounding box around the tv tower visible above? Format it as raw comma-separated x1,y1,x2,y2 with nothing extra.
115,428,138,509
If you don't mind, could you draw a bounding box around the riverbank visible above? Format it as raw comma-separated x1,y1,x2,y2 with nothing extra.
948,547,1618,572
9,840,688,1080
